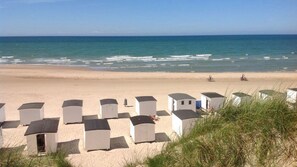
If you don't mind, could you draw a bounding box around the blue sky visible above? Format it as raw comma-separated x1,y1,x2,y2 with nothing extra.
0,0,297,36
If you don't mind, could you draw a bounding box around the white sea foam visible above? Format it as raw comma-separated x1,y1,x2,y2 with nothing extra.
105,54,211,62
282,56,288,59
1,56,14,59
11,59,24,64
178,64,190,67
263,56,271,60
211,57,231,61
0,58,8,63
32,57,73,64
106,55,156,62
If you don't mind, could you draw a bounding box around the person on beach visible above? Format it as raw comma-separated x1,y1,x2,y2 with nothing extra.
208,75,214,82
241,74,248,81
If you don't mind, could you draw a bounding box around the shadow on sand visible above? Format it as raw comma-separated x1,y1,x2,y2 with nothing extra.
110,136,129,149
58,139,80,155
155,132,171,142
118,112,131,119
157,110,170,116
83,115,98,121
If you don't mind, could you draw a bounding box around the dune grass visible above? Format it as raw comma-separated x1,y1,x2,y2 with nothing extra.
0,145,72,167
127,95,297,167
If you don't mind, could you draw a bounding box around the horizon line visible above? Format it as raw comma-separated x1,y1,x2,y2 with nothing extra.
1,33,297,38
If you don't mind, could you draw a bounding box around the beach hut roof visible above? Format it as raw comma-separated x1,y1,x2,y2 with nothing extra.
62,99,83,107
259,89,284,96
173,110,200,120
18,102,44,110
288,88,297,91
0,103,5,109
24,119,59,136
130,115,155,126
84,119,110,131
135,96,157,102
201,92,225,98
232,92,251,97
168,93,195,100
100,99,118,105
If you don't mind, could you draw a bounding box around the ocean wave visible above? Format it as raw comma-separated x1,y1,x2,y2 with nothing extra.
263,56,271,60
211,57,231,61
105,54,212,62
1,56,14,59
31,57,73,64
282,56,289,59
11,59,24,63
178,64,190,67
106,55,157,62
0,58,9,63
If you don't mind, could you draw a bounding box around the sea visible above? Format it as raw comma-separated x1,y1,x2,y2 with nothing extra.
0,35,297,72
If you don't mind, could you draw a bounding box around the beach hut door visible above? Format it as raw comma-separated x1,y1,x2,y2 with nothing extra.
37,134,45,152
206,100,209,109
172,101,175,112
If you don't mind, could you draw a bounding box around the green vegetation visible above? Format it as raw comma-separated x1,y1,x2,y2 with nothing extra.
0,145,72,167
128,95,297,167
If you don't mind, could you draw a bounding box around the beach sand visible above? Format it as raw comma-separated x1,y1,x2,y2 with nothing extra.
1,65,297,167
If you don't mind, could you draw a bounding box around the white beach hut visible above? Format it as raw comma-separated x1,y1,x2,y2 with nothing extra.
287,88,297,104
0,122,3,148
18,102,44,126
232,92,252,106
130,115,155,143
62,99,83,124
287,88,297,108
84,119,111,151
0,103,5,123
99,99,118,119
24,119,59,155
168,93,196,114
259,89,285,100
201,92,225,111
135,96,157,116
172,110,200,137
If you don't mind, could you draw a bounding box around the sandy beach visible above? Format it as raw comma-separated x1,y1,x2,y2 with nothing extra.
1,65,297,167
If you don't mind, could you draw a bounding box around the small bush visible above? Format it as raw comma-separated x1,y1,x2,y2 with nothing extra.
0,146,72,167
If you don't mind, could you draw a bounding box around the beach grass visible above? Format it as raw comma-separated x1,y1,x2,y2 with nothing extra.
0,146,72,167
126,94,297,167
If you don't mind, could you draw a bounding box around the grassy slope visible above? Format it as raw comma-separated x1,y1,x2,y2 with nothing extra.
0,146,72,167
127,96,297,167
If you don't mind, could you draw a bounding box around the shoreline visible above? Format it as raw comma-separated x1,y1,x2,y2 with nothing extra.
1,64,297,80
